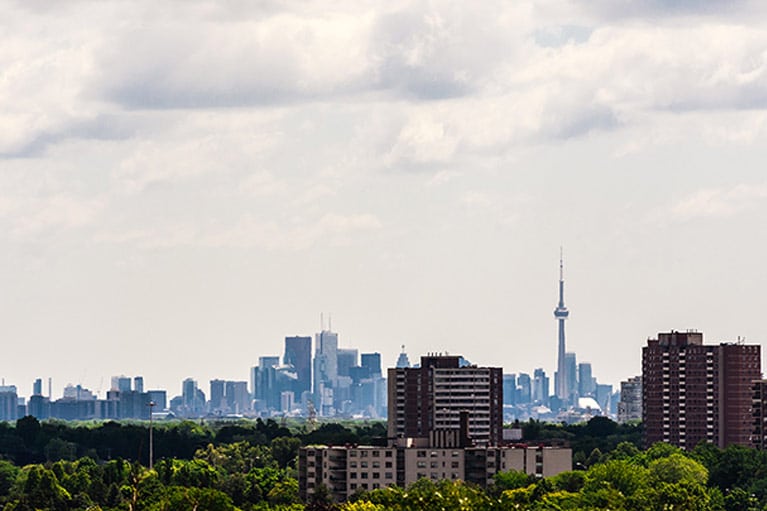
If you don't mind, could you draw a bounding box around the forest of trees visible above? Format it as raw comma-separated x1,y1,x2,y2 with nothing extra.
0,417,765,510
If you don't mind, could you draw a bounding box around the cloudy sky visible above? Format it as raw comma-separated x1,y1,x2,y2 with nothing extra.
3,0,767,399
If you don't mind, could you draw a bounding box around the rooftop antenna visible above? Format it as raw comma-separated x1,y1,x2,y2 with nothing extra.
320,312,324,331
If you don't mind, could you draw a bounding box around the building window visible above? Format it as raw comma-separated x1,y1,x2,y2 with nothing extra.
350,473,357,479
417,461,426,468
385,472,393,479
385,462,392,468
350,462,357,468
373,472,380,479
350,483,357,490
350,451,357,457
417,451,426,458
451,461,459,468
361,462,368,468
385,451,393,458
361,451,369,457
361,473,368,479
372,450,380,457
431,462,438,468
372,461,380,468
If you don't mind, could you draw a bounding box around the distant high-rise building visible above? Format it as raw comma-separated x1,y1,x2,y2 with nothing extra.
133,376,144,394
577,363,595,397
147,390,167,411
314,329,339,415
502,374,517,405
643,331,761,449
0,386,19,421
395,346,411,368
554,252,570,405
337,349,358,378
33,378,43,396
284,336,312,398
252,357,281,411
226,381,250,414
532,368,549,404
517,373,532,405
210,379,226,413
595,383,613,415
389,354,503,446
180,378,205,416
564,353,577,404
617,376,642,423
111,376,132,393
361,353,382,378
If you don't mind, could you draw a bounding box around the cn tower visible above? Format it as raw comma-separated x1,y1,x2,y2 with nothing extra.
554,250,569,402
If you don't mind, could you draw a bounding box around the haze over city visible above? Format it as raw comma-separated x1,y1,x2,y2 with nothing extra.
3,1,767,398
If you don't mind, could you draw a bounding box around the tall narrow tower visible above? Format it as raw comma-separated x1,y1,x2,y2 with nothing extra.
554,250,570,403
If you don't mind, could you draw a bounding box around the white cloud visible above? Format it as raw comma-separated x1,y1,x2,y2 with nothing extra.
96,212,382,251
0,194,104,239
671,184,767,220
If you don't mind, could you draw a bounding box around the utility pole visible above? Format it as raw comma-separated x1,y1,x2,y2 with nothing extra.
148,401,156,470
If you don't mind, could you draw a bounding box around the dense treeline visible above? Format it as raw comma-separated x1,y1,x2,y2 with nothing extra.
0,417,387,467
2,417,767,509
518,416,643,464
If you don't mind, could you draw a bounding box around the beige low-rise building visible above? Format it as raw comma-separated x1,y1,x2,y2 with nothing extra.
299,444,572,502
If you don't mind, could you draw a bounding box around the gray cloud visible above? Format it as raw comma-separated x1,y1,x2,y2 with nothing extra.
575,0,765,20
1,114,139,158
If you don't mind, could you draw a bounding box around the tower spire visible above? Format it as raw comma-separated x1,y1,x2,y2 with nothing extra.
559,246,564,281
554,249,570,405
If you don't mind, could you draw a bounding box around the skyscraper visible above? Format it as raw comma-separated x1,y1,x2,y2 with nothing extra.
554,252,570,404
314,329,339,415
284,336,312,398
564,353,577,404
388,354,503,446
337,348,358,378
532,368,549,404
642,331,761,449
617,376,642,423
395,346,411,368
577,363,595,397
361,353,382,378
210,379,226,412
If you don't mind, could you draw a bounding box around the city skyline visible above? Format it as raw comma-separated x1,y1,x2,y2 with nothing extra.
3,2,767,398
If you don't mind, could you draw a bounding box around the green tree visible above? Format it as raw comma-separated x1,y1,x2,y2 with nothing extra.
267,478,301,506
147,486,235,511
271,436,301,469
306,482,336,511
0,460,19,497
10,465,71,511
550,470,586,493
491,469,532,495
648,453,708,485
583,459,649,498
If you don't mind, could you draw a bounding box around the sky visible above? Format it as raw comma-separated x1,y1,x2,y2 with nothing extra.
3,0,767,399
